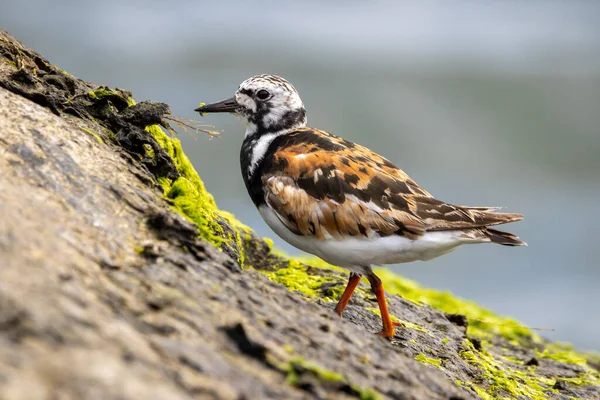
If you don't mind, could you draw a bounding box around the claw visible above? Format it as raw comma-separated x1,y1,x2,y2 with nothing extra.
375,329,394,338
376,320,402,338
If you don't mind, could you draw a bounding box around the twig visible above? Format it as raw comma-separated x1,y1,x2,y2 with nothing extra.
163,115,221,140
469,318,555,331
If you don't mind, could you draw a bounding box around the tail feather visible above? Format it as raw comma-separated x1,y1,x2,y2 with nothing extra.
459,227,527,246
484,228,527,246
465,207,526,245
465,207,523,227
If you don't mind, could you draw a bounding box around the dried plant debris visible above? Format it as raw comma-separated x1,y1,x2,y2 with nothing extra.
163,114,220,139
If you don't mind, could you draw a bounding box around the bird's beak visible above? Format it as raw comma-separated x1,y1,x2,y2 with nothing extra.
194,97,238,113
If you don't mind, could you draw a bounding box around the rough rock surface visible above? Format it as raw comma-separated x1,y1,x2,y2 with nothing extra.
1,30,599,400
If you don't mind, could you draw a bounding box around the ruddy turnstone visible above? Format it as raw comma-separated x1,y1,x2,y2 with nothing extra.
195,74,525,338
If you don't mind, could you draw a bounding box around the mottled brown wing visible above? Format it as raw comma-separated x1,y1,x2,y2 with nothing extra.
263,128,523,240
262,129,430,240
264,173,425,240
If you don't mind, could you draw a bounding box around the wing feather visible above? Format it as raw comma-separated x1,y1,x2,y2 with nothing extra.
262,128,522,240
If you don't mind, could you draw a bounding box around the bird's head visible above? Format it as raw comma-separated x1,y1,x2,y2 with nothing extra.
195,74,307,137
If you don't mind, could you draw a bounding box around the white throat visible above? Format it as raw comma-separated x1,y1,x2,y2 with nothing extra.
244,124,258,139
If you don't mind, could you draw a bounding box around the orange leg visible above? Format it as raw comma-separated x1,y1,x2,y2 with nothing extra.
366,272,402,338
334,273,362,317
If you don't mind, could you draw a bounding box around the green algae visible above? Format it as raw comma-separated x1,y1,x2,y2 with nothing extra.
255,253,535,345
258,255,535,345
397,319,429,334
80,127,103,144
88,86,121,100
57,67,74,77
374,268,536,344
284,357,381,400
500,355,524,365
367,270,598,397
283,344,294,354
146,123,251,265
460,340,550,399
366,307,430,334
261,254,371,302
285,357,345,384
537,342,589,367
457,339,600,399
263,237,274,250
116,98,251,265
536,343,600,387
255,257,599,397
262,258,343,299
143,143,155,158
415,353,442,368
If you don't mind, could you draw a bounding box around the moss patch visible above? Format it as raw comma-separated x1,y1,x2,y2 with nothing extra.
143,143,155,158
259,256,536,346
366,307,430,334
284,357,381,400
88,86,122,101
536,343,600,387
537,342,590,367
261,255,371,302
255,255,537,345
140,119,251,265
415,353,442,368
262,258,340,298
255,258,599,397
285,357,345,384
457,339,600,399
374,268,536,345
81,127,103,144
459,340,557,399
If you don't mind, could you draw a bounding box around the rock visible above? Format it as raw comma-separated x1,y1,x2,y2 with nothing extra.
1,30,599,400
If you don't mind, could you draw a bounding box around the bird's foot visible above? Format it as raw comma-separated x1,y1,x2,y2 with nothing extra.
375,320,402,338
333,307,343,318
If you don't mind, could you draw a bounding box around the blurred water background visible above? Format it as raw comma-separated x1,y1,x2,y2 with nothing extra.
2,1,599,350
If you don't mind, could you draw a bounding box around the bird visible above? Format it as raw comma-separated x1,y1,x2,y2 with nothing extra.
195,74,525,338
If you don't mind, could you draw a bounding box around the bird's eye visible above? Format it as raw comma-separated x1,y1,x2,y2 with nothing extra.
256,90,270,100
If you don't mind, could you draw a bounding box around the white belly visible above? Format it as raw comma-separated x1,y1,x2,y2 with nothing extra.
259,206,472,267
